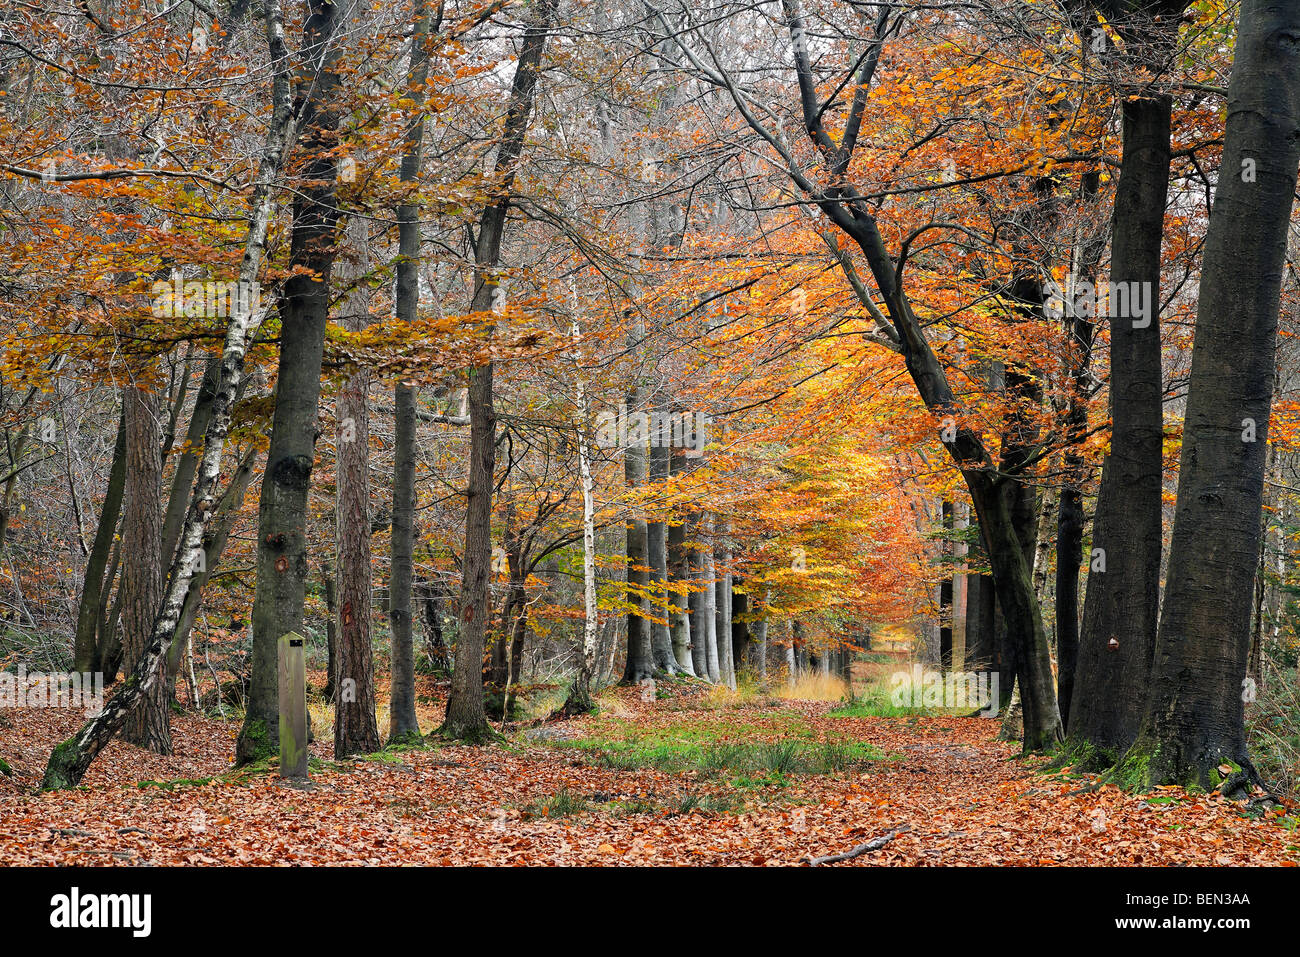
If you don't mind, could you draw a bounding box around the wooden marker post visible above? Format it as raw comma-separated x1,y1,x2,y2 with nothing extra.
278,632,308,779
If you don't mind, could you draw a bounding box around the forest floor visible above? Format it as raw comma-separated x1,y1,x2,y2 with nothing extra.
2,668,1298,866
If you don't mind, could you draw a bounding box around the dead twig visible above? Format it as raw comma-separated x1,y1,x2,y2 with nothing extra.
806,826,909,866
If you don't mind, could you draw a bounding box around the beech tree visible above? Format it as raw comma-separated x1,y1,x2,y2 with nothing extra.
236,0,345,765
1115,0,1300,792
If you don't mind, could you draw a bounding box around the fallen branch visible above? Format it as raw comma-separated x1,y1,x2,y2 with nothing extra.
806,826,908,866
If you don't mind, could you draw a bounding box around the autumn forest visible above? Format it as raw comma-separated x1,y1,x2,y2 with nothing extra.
1,0,1300,887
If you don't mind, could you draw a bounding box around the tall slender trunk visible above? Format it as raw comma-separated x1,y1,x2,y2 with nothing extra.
750,595,768,681
1055,170,1105,733
442,0,555,739
74,411,125,672
731,581,750,679
939,499,954,669
1117,0,1300,792
621,394,653,682
387,0,435,745
965,569,995,671
686,513,709,678
333,220,381,758
785,621,797,686
1069,92,1172,762
666,452,696,676
121,385,170,753
562,318,600,713
236,0,343,765
647,435,677,672
714,516,734,688
700,512,719,682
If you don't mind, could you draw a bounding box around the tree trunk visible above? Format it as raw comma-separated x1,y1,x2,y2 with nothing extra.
939,499,954,669
236,0,343,765
687,513,709,678
442,0,555,739
968,472,1058,751
41,0,297,788
74,411,125,673
731,582,750,678
561,320,600,714
1117,0,1300,792
622,394,653,683
387,0,434,746
121,386,170,754
701,512,719,682
666,465,696,676
647,437,677,672
750,600,767,682
333,221,381,759
1068,91,1172,764
715,516,734,688
1055,169,1105,733
417,580,449,672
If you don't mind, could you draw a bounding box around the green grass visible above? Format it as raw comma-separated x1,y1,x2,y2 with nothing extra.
827,682,973,719
570,737,883,777
546,703,885,778
524,786,589,818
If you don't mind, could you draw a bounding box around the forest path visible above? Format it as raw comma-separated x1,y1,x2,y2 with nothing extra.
1,682,1296,865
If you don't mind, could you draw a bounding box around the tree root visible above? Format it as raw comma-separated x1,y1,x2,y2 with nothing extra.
1217,756,1282,807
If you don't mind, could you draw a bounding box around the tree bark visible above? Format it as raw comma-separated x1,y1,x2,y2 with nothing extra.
441,0,555,739
1117,0,1300,792
731,581,750,678
121,386,170,754
561,319,600,714
1055,169,1105,733
42,0,298,788
714,516,735,688
73,411,125,673
621,396,653,682
237,0,343,765
666,458,696,676
333,220,381,759
647,436,677,672
1069,91,1173,763
939,500,954,669
387,0,435,746
700,512,719,682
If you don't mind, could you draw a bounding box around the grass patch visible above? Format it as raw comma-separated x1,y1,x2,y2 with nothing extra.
775,672,850,702
524,786,588,818
548,703,884,778
827,678,978,719
573,737,882,777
